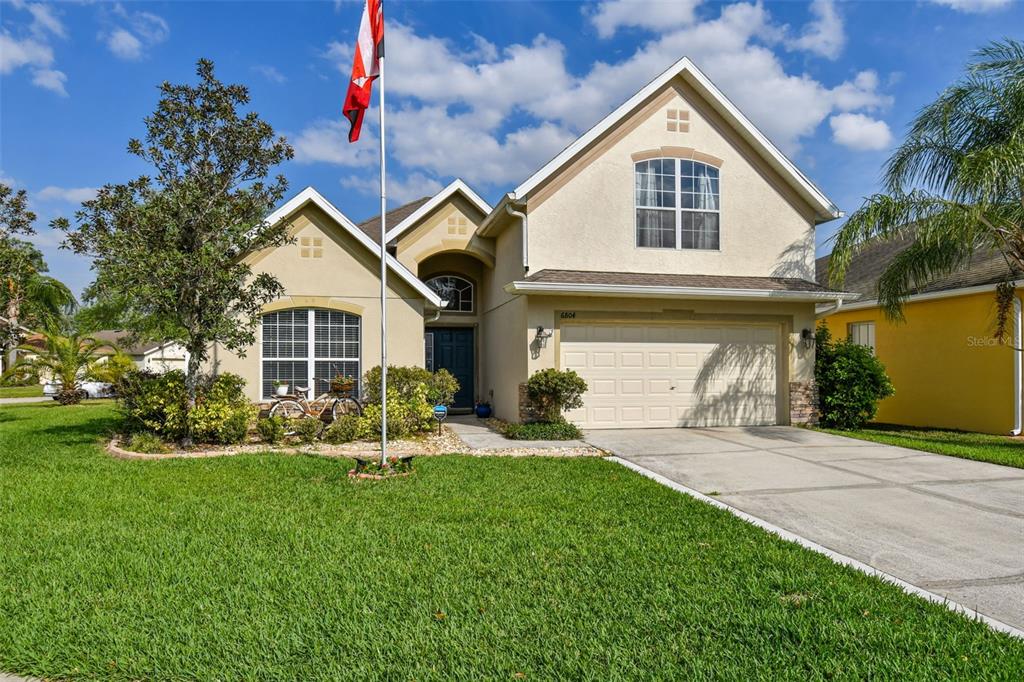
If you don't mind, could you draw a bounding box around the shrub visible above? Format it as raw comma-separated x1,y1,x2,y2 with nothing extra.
0,363,38,387
256,415,286,444
359,366,458,438
526,368,588,423
88,353,136,386
363,366,459,407
117,369,255,444
291,416,322,444
124,431,170,454
502,419,582,441
815,324,895,430
323,413,362,444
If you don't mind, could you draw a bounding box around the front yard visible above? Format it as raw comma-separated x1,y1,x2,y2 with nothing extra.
0,384,43,398
1,403,1022,679
821,424,1024,469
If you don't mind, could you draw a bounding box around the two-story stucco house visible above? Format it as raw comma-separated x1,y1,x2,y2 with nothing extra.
211,57,849,428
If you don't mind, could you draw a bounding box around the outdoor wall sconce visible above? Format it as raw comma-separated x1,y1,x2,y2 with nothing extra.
534,326,553,346
801,328,815,349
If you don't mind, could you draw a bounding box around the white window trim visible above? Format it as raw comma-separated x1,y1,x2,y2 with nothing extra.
634,158,721,252
425,275,475,314
259,308,362,399
847,321,876,353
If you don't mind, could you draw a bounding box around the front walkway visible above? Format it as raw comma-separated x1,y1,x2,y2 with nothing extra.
0,397,51,405
585,426,1024,631
446,416,597,455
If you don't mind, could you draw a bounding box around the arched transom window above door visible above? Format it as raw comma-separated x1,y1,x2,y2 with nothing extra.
425,275,474,313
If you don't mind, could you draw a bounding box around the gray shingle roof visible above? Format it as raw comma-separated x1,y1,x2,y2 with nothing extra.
356,196,432,244
523,269,837,292
816,237,1018,300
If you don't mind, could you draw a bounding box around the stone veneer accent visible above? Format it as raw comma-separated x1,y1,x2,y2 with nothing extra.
789,381,819,425
517,383,544,424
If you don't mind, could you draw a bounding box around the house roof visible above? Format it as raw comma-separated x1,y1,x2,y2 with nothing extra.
816,238,1018,301
356,196,432,244
20,330,167,356
383,179,492,243
263,187,444,308
510,56,841,223
507,269,851,302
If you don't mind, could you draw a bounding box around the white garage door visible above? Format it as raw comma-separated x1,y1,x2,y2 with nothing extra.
560,323,780,429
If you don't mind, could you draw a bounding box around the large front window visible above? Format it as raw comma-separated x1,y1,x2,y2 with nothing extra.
261,309,360,398
635,158,720,250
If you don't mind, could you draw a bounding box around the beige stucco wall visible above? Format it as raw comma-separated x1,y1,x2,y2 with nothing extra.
523,77,817,280
481,223,528,420
210,203,427,401
523,295,817,424
395,196,493,272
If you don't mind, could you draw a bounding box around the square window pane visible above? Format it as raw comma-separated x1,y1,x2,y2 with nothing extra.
637,209,676,248
680,160,693,176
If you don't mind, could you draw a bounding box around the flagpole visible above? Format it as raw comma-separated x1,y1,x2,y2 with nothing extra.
378,53,388,466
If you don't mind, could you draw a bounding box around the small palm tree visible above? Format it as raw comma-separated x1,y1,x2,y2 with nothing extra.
6,327,109,405
828,39,1024,339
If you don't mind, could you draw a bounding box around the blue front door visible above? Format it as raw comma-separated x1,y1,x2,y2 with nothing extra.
430,327,474,409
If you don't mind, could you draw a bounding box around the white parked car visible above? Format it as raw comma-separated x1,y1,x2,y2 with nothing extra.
43,380,115,400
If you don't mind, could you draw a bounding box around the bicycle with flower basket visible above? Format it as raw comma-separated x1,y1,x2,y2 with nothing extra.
267,372,362,437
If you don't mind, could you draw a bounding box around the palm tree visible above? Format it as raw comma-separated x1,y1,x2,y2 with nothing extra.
6,326,108,404
828,39,1024,339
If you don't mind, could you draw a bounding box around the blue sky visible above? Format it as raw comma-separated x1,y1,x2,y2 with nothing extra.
2,0,1021,297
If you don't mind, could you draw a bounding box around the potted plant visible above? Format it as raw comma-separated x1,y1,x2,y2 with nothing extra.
329,374,356,396
475,400,492,419
273,380,289,397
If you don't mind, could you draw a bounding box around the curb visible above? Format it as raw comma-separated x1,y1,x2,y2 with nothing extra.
610,455,1024,641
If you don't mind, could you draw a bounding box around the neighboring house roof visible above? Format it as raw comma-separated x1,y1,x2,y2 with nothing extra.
509,56,841,223
816,238,1019,302
89,330,173,356
507,269,850,301
263,187,444,308
357,196,432,244
383,179,492,244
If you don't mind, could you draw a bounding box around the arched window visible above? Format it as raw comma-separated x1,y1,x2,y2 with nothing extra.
261,308,360,398
426,275,474,313
635,159,720,250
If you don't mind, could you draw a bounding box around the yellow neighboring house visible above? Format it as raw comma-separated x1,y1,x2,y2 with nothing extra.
817,242,1021,435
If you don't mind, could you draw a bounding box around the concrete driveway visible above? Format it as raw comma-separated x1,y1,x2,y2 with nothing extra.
585,426,1024,630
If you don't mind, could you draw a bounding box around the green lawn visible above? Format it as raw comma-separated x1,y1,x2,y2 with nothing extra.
1,404,1022,680
0,384,44,398
820,424,1024,469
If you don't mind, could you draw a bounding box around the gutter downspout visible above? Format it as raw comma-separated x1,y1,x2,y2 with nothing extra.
815,296,844,320
505,201,529,273
1013,297,1022,436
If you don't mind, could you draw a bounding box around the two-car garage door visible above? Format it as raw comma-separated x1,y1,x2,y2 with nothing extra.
560,323,780,429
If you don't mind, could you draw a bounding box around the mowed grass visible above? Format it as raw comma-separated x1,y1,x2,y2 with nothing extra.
0,384,44,398
821,423,1024,469
1,404,1022,680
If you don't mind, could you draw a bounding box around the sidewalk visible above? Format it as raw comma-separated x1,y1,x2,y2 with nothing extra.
0,397,51,405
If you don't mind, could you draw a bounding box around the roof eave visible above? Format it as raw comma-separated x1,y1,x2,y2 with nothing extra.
264,187,444,308
506,281,858,303
383,179,493,244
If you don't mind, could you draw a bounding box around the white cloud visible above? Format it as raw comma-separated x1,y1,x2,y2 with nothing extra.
36,186,97,203
292,119,379,167
0,32,53,75
25,2,66,39
105,29,143,60
928,0,1012,13
307,1,891,189
785,0,844,59
100,4,169,61
829,113,893,151
253,65,287,84
341,172,443,205
31,68,67,96
586,0,702,39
